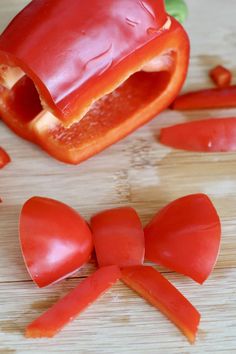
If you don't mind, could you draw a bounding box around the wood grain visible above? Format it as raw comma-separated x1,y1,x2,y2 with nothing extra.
0,0,236,353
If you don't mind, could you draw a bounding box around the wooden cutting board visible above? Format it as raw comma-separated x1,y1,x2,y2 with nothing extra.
0,1,236,353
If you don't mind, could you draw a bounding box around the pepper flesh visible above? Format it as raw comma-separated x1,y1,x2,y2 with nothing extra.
26,266,121,338
172,86,236,110
160,118,236,152
145,194,221,284
0,146,11,168
209,65,232,88
0,0,189,164
91,207,145,267
121,265,200,343
20,196,93,287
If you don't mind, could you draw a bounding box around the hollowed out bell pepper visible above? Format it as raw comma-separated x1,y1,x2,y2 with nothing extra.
0,146,11,168
160,117,236,152
26,266,121,338
91,207,145,267
20,197,93,287
0,0,189,164
145,194,221,284
172,86,236,110
121,265,200,343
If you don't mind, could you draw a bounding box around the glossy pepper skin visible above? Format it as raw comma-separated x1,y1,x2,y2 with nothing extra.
145,194,221,284
0,0,189,164
172,86,236,110
91,207,145,268
19,197,93,287
160,118,236,152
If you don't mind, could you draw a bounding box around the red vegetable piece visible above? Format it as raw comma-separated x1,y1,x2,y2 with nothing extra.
91,207,144,267
0,0,175,123
172,86,236,110
19,196,93,287
0,146,11,168
0,1,190,164
121,265,200,343
145,194,221,284
26,265,121,338
160,117,236,152
209,65,232,88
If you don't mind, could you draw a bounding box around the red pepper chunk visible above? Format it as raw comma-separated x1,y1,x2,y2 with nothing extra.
20,197,93,287
0,0,189,164
121,266,200,343
26,266,121,338
160,118,236,152
0,146,11,169
91,207,145,268
172,86,236,110
145,194,221,284
210,65,232,88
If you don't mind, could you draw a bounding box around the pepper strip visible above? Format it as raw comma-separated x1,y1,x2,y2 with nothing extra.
121,265,200,343
160,118,236,152
26,266,121,338
172,86,236,110
0,0,189,164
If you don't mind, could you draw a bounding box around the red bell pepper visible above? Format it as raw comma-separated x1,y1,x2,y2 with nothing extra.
209,65,232,88
19,197,93,287
121,265,200,343
160,117,236,152
145,194,221,284
0,146,11,168
91,207,144,267
0,0,189,164
26,265,121,338
172,85,236,110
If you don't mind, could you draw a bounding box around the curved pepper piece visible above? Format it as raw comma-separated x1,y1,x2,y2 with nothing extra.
160,118,236,152
121,266,200,343
144,194,221,284
19,197,93,287
91,207,145,267
0,0,189,164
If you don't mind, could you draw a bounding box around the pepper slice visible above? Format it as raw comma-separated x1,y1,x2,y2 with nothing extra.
144,194,221,284
160,118,236,152
209,65,232,88
0,146,11,169
26,266,121,338
172,86,236,110
19,197,93,287
0,0,189,164
121,265,200,343
91,207,144,267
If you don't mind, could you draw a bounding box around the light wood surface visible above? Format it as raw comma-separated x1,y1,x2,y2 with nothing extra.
1,1,236,353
